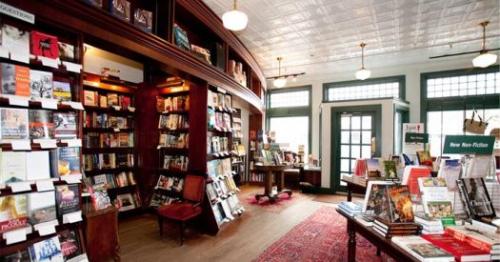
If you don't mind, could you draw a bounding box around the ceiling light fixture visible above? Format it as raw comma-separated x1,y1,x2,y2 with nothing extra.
222,0,248,32
472,21,497,68
355,42,371,80
272,57,287,88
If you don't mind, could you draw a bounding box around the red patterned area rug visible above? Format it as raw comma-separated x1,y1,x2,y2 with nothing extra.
243,191,309,213
254,206,383,262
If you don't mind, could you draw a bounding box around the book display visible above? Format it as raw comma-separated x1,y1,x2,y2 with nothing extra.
82,73,141,214
231,108,246,185
0,14,87,261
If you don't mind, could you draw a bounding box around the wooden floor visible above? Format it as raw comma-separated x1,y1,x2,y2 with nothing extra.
118,185,348,262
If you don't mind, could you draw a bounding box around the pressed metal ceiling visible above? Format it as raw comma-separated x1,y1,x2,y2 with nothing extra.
203,0,500,79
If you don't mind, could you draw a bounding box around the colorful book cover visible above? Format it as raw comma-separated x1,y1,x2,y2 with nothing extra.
173,24,190,51
30,31,59,59
0,194,28,233
417,150,433,167
407,243,452,259
362,181,393,215
55,184,80,216
27,192,57,225
2,24,29,63
0,151,27,184
421,234,490,261
110,0,131,21
418,177,454,220
116,193,136,212
57,147,81,176
107,93,119,106
52,81,72,101
83,90,97,106
405,166,431,202
1,63,30,96
383,160,397,179
366,158,381,177
121,96,131,109
53,112,77,139
387,185,415,223
58,229,82,260
133,9,153,32
0,107,29,140
29,109,55,139
28,236,64,262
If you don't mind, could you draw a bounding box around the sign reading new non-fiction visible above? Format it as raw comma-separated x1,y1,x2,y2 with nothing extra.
0,2,35,24
405,133,429,143
443,135,495,155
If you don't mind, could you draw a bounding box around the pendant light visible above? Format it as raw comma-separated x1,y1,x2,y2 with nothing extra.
355,42,371,80
222,0,248,32
273,57,287,88
472,21,497,68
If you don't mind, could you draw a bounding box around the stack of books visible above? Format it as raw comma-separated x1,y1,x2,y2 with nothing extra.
445,225,500,261
422,233,491,261
338,201,363,217
415,216,444,234
392,236,454,262
373,217,421,238
355,213,376,227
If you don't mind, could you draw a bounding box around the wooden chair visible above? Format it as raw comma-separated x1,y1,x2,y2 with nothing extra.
157,175,206,245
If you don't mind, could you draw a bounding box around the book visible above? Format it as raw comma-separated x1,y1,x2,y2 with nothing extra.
30,31,59,59
56,147,81,176
27,191,57,225
391,236,454,262
445,226,500,253
418,177,454,220
1,250,30,262
417,151,433,167
0,194,28,233
458,178,496,221
386,185,415,223
437,159,461,191
366,158,381,177
28,236,64,262
110,0,130,21
0,151,27,184
0,63,30,96
55,184,80,217
57,42,75,61
29,109,55,139
173,24,190,51
383,160,398,179
2,24,29,63
0,108,29,140
422,234,491,262
116,193,136,212
83,90,98,106
53,112,77,139
58,229,82,260
362,180,394,214
90,184,112,211
52,81,72,101
133,8,153,32
26,151,51,181
402,166,431,202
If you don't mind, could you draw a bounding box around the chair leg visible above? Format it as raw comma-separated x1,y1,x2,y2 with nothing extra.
179,221,185,246
158,217,163,237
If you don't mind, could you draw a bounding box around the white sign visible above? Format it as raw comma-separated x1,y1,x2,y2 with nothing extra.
8,181,32,192
62,61,82,73
3,227,29,245
62,139,82,148
60,174,82,184
34,219,58,236
39,57,59,68
34,139,58,149
40,98,59,109
128,106,136,112
0,2,35,24
62,101,84,110
7,96,29,107
36,179,55,191
9,51,30,64
403,123,425,155
63,211,82,224
10,140,31,150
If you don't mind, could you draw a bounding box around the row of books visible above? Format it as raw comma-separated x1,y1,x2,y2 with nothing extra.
232,118,243,138
211,195,244,226
373,217,421,238
163,155,189,172
1,231,85,262
156,95,189,113
208,135,230,155
207,175,239,201
149,194,179,208
87,171,137,189
0,148,80,186
208,109,232,131
155,175,184,193
83,153,134,171
0,184,80,233
83,132,134,148
338,201,362,217
1,63,73,101
228,60,248,88
159,133,188,149
0,108,77,141
207,158,233,181
207,89,232,110
83,111,133,129
158,114,189,130
83,90,133,109
353,157,401,180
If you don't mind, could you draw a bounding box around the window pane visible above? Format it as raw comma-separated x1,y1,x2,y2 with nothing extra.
269,90,309,108
326,80,400,101
269,116,309,157
362,116,372,129
351,131,361,144
351,116,361,129
426,72,500,98
361,131,371,144
341,131,350,144
341,116,350,129
341,145,350,158
362,146,371,158
341,159,350,172
351,145,361,159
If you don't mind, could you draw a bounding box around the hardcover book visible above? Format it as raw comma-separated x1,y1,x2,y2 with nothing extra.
366,158,381,177
437,159,461,191
362,181,393,214
84,90,98,106
53,112,77,139
30,31,59,59
116,193,136,212
30,70,53,99
57,42,75,61
57,147,81,176
0,63,30,96
107,93,119,106
58,229,82,260
402,166,431,202
2,24,29,63
173,24,190,51
458,177,496,220
383,160,397,179
0,108,29,140
27,192,57,225
55,184,80,216
0,194,28,233
90,185,112,211
421,234,490,262
133,9,153,32
110,0,131,21
417,150,433,167
28,236,64,262
418,177,454,220
52,81,72,101
29,109,55,139
387,185,415,223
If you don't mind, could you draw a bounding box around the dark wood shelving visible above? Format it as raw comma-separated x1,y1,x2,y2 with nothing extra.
0,97,78,112
158,128,190,133
158,110,189,115
83,127,134,133
0,56,81,76
83,105,135,115
158,147,189,155
84,167,136,176
0,142,78,152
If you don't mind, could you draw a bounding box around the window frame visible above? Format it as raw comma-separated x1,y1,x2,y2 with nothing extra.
266,85,312,155
322,75,406,102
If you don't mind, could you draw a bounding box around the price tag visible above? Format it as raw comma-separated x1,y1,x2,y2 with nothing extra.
10,51,30,64
128,106,136,112
62,61,82,73
40,98,59,109
7,96,29,107
3,227,28,245
63,211,82,224
112,105,121,111
60,174,82,184
8,181,32,192
0,47,8,58
39,57,59,68
34,139,57,149
34,220,58,236
62,139,82,148
36,179,55,191
10,140,31,150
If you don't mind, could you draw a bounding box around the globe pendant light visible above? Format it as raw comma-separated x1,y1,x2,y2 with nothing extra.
355,42,371,80
222,0,248,31
273,57,287,88
472,21,497,68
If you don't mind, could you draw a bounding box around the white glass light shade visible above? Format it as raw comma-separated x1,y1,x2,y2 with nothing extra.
222,10,248,31
355,68,371,80
472,53,497,68
273,77,287,88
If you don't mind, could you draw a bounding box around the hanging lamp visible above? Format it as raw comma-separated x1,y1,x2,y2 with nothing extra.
355,42,371,80
273,57,287,88
472,21,497,68
222,0,248,31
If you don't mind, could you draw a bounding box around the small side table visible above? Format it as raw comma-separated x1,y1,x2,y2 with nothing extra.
254,164,292,202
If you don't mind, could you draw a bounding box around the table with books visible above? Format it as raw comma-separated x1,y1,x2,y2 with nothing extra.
254,164,292,202
341,176,368,201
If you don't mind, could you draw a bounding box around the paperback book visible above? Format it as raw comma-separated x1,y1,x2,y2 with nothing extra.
418,177,454,221
0,107,29,140
55,184,80,217
53,112,77,139
27,191,57,225
133,9,153,32
0,63,30,96
58,229,83,260
52,80,72,101
30,31,59,59
0,194,28,233
2,24,29,63
28,236,64,262
29,109,55,139
110,0,131,21
457,178,496,222
30,70,53,99
56,147,81,176
0,151,27,184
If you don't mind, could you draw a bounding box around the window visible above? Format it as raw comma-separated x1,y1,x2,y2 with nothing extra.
323,76,405,102
266,86,311,157
421,67,500,157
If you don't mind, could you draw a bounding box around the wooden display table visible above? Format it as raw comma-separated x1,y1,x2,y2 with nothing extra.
83,206,120,262
254,164,292,202
341,176,368,201
336,208,418,262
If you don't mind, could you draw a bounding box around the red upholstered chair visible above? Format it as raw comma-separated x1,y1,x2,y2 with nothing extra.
157,175,205,245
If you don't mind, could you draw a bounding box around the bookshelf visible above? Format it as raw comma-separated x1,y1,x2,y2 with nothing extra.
82,73,142,215
231,108,247,186
0,14,87,260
